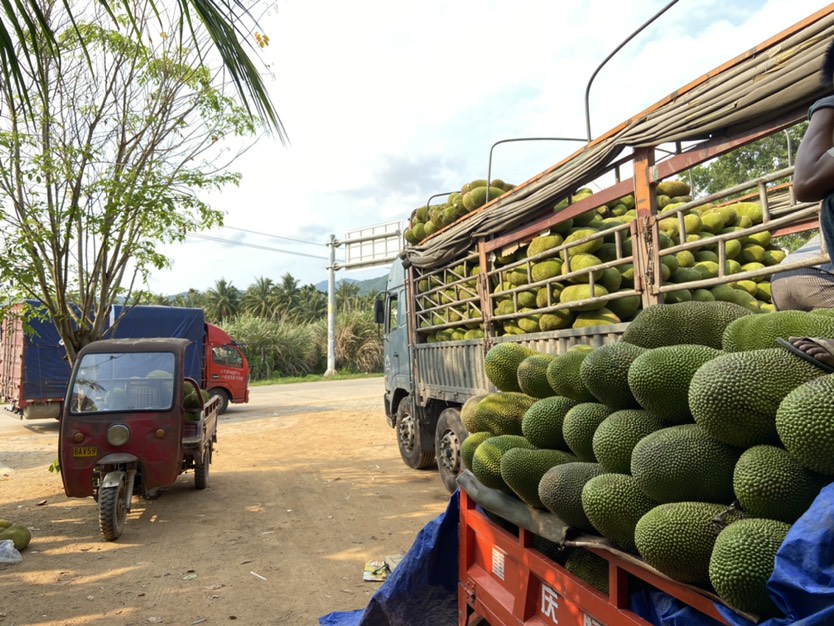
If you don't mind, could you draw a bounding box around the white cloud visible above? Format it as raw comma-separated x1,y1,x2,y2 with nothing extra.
148,0,834,296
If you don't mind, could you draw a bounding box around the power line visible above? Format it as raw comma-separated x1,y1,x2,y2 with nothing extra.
186,233,334,261
221,225,325,247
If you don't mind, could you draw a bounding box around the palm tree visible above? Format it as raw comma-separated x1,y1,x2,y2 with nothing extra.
273,272,301,319
205,278,241,322
336,280,362,312
1,1,286,140
298,284,327,321
241,276,277,319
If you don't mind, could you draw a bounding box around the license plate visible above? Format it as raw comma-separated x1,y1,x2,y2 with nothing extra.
72,446,98,458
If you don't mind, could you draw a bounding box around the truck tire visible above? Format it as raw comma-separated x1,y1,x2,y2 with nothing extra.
98,477,128,541
194,442,212,490
396,398,435,470
209,389,229,415
435,408,468,493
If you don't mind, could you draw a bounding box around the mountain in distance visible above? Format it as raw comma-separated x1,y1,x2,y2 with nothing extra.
315,274,388,295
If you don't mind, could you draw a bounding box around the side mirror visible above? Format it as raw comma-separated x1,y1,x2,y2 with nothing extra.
374,298,385,325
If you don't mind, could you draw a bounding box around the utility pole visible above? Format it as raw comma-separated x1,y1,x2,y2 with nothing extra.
325,234,337,377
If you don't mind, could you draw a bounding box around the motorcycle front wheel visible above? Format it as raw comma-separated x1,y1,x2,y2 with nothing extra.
98,476,128,541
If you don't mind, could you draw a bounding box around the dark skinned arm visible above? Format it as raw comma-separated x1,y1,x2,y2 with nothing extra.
793,104,834,202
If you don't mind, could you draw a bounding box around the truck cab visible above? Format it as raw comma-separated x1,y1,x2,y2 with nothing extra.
204,323,249,414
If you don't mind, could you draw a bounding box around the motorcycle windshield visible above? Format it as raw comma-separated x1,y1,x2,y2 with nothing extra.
69,351,176,413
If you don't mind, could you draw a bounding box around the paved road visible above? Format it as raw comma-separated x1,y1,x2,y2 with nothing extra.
0,377,385,436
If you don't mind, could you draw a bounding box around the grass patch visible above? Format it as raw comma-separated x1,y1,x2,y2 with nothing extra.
251,371,383,386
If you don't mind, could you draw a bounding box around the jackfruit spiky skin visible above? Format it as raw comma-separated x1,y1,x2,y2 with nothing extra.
545,346,596,402
709,518,791,615
721,310,834,352
564,549,610,595
690,348,825,448
579,342,646,410
500,448,577,509
485,343,537,392
627,344,722,423
521,396,580,450
581,473,658,553
621,301,753,349
562,403,615,462
460,393,488,432
532,535,571,566
776,374,834,476
0,524,31,551
471,435,536,492
634,502,746,584
733,445,829,523
460,431,492,471
592,409,665,474
517,354,556,399
630,424,741,504
538,462,606,531
472,391,537,436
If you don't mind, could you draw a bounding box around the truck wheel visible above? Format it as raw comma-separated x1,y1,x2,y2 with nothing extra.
435,408,468,493
396,399,435,470
98,477,128,541
194,442,211,490
209,389,229,415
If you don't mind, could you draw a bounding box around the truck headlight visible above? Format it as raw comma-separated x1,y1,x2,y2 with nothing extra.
107,424,130,446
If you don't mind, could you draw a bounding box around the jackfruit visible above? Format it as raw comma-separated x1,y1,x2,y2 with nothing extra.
561,228,603,257
484,343,536,392
0,524,31,551
630,424,741,504
461,431,492,470
656,180,690,197
581,473,658,553
546,346,597,403
564,549,609,594
776,374,834,475
460,393,488,432
733,445,829,523
559,284,610,310
709,518,791,615
690,348,825,447
527,234,563,257
592,409,665,474
627,344,722,422
597,267,622,293
532,260,562,282
606,293,641,321
562,403,615,461
539,310,574,331
634,502,746,584
538,462,607,531
500,448,577,508
563,253,604,283
572,308,621,330
472,391,538,436
579,342,646,410
621,301,754,349
521,395,580,449
471,435,536,492
517,354,556,399
721,310,834,352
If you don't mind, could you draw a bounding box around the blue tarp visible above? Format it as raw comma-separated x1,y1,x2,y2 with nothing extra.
22,310,73,399
320,484,834,626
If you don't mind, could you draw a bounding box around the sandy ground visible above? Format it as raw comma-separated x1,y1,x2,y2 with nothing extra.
0,380,452,626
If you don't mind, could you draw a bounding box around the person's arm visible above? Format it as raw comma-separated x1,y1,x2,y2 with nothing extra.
793,100,834,202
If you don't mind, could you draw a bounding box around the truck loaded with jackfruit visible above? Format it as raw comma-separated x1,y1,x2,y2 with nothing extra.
375,6,834,625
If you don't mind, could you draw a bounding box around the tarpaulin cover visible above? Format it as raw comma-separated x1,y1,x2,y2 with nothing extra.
320,484,834,626
318,490,460,626
21,308,73,400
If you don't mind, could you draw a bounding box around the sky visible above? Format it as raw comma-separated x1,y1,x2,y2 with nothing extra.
147,0,834,296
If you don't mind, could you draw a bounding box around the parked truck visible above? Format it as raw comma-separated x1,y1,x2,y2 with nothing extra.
376,7,834,625
0,303,249,419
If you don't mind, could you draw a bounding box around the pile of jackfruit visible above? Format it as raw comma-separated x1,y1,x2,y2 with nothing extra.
415,179,788,343
404,177,516,245
462,301,834,618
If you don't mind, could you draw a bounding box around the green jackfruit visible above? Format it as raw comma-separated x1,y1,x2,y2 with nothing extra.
690,348,825,447
561,228,603,257
621,301,754,349
0,524,31,551
722,310,834,352
563,253,603,283
562,403,615,462
559,284,610,310
460,394,488,432
564,549,610,594
627,344,722,422
517,354,556,399
630,424,741,504
776,374,834,475
471,435,536,492
733,445,829,523
484,343,536,392
527,234,563,257
635,502,746,584
472,392,538,436
607,293,641,321
538,462,606,531
539,310,574,331
500,448,577,508
709,519,791,615
572,308,621,329
657,180,690,197
521,395,580,449
581,473,658,553
592,409,665,474
546,346,597,403
579,342,646,410
461,431,492,470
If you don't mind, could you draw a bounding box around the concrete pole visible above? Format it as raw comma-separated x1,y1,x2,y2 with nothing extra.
325,234,337,377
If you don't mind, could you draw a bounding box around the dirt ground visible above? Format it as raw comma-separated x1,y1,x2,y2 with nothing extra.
0,380,452,626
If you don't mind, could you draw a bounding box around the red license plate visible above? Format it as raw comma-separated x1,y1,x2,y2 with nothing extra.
72,446,98,458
